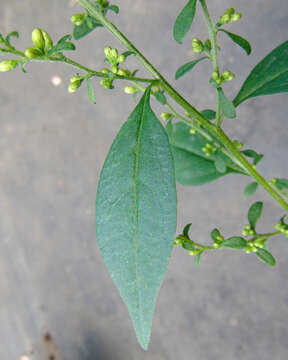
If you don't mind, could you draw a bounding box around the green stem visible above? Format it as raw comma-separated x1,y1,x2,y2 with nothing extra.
199,0,222,127
77,0,288,211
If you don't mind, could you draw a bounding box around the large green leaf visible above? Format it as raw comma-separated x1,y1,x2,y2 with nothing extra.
96,88,177,350
173,0,197,44
166,122,243,186
233,41,288,106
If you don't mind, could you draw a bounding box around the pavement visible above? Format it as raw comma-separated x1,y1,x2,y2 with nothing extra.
0,0,288,359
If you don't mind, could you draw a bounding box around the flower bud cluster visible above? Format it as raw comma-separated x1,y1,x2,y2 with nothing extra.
219,8,242,25
211,70,235,85
161,112,173,121
202,143,216,156
275,223,288,237
245,241,258,254
192,38,204,53
213,233,224,248
242,225,256,237
70,13,87,26
25,28,53,59
0,59,19,72
68,75,83,93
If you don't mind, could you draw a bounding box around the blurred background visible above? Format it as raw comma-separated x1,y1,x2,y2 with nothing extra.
0,0,288,359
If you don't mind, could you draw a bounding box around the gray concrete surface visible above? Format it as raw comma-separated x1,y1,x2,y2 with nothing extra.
0,0,288,359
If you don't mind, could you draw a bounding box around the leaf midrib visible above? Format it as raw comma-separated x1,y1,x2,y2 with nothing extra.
133,90,149,341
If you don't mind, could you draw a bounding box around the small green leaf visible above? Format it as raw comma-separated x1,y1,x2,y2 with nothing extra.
183,223,192,238
73,16,103,40
154,91,167,105
218,29,251,55
248,201,263,229
175,56,208,80
87,78,96,104
241,149,264,165
48,35,75,55
214,153,227,173
244,182,258,197
211,228,221,242
275,178,288,190
96,87,177,350
256,248,276,266
107,5,119,14
201,109,216,121
234,41,288,106
218,88,236,119
6,31,19,46
173,0,197,44
194,252,201,266
121,50,135,58
222,236,247,249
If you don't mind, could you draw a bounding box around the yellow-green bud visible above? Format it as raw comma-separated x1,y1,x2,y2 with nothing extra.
32,28,45,49
70,13,86,26
213,242,221,249
230,12,242,22
117,69,131,76
174,238,184,246
101,67,110,74
189,128,197,135
0,60,18,72
70,76,81,83
24,47,43,58
124,86,138,94
41,30,53,50
161,112,172,121
192,38,204,53
110,48,118,59
104,46,112,57
110,64,118,74
219,14,231,24
212,71,220,81
222,70,235,82
225,8,235,16
68,79,82,93
118,55,125,63
189,249,202,256
100,79,113,89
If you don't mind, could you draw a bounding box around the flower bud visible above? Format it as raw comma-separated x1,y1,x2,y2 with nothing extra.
70,13,86,26
161,112,172,121
101,67,110,74
192,38,203,53
117,69,131,76
70,76,81,83
219,14,230,25
189,128,197,135
230,12,242,22
110,64,118,74
24,47,43,58
189,249,202,256
224,8,235,16
117,55,125,64
110,48,118,59
32,28,45,49
222,70,235,82
124,86,138,94
0,60,18,72
68,79,82,93
104,46,112,57
41,30,53,50
100,79,113,89
212,71,220,81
